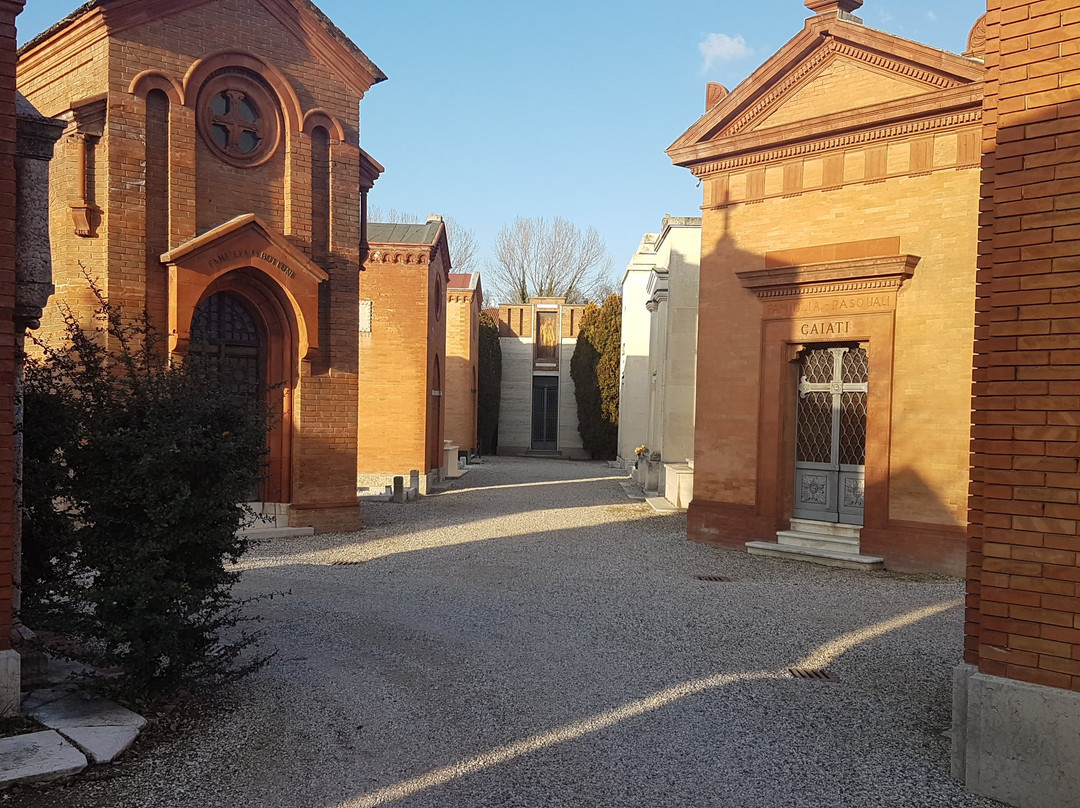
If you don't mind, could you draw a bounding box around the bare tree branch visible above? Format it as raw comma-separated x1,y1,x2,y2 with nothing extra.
488,217,614,305
366,207,480,273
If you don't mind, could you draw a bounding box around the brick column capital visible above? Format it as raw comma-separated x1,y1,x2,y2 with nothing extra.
0,0,26,18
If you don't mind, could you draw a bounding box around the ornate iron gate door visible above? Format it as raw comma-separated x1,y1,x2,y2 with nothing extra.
794,345,867,525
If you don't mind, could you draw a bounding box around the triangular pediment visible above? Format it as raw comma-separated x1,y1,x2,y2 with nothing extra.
746,52,938,132
668,14,984,166
161,214,329,285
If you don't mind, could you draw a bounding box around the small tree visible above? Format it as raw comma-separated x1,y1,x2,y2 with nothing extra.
571,294,621,459
476,310,502,455
20,282,274,703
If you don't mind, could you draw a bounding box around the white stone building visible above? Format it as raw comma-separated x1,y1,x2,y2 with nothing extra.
622,217,702,507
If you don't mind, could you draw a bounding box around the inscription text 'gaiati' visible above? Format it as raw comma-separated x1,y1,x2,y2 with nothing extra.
765,293,894,319
208,249,296,278
800,320,852,336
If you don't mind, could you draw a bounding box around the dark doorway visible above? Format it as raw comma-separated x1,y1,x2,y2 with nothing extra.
531,375,559,451
190,291,264,499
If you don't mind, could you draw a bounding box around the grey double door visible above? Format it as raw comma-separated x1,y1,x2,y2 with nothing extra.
793,345,867,525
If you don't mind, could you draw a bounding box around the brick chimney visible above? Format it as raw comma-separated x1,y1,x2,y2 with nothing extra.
805,0,863,13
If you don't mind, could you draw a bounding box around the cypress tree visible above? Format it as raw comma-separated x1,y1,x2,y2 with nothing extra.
571,294,621,459
477,310,502,455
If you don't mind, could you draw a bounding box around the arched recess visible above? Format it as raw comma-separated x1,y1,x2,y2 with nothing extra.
429,354,443,473
188,268,300,503
302,109,345,143
182,50,304,140
129,70,185,104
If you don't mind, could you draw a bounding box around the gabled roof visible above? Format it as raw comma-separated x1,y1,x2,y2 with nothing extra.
448,273,479,291
20,0,386,94
367,221,443,247
668,12,983,169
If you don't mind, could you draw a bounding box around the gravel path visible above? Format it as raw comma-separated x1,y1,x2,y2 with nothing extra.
11,457,1003,808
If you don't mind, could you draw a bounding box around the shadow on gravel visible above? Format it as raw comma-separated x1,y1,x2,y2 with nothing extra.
326,601,962,808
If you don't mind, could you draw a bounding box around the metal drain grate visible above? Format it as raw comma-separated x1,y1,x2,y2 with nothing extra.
788,667,838,681
696,575,732,582
329,560,366,566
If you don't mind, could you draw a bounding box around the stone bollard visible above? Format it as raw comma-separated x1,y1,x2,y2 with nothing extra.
393,475,405,503
409,469,419,491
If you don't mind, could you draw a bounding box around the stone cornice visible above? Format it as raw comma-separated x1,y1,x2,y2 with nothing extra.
365,245,430,266
737,254,919,300
447,288,477,302
727,38,961,140
689,103,981,178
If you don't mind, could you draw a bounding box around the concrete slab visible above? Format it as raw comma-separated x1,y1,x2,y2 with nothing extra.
0,649,19,717
60,725,140,764
0,730,87,787
237,526,315,540
645,496,679,513
32,693,147,730
20,683,81,714
955,669,1080,808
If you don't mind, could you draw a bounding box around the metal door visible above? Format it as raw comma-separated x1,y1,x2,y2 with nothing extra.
793,345,867,525
531,376,559,450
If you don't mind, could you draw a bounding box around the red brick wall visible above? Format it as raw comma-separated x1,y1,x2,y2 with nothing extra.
444,289,478,453
19,0,372,530
358,245,444,475
968,0,1080,691
0,0,24,653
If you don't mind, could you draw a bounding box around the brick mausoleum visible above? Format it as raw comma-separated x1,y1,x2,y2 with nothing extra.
17,0,387,532
669,0,985,574
358,219,450,494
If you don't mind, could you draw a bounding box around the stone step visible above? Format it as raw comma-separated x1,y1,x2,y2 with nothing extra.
645,496,679,513
776,529,861,552
789,518,862,539
237,526,315,540
745,541,885,571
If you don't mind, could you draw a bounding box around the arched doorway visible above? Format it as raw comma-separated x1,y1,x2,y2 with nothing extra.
188,277,296,503
190,291,263,397
428,355,443,473
190,292,265,501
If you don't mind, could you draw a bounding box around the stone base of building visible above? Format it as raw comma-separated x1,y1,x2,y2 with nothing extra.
288,501,363,533
0,649,19,716
688,500,965,575
952,664,1080,808
860,523,966,576
686,500,773,550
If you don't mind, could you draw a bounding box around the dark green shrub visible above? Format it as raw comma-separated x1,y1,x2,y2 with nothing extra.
571,294,621,459
20,282,274,703
477,310,502,455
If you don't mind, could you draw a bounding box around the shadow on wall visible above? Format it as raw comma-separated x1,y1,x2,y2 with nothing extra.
688,196,970,576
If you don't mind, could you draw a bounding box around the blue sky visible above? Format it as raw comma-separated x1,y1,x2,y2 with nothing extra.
18,0,986,284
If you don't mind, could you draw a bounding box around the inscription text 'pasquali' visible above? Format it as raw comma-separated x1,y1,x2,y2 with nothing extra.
208,249,296,278
764,293,894,320
800,320,852,337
